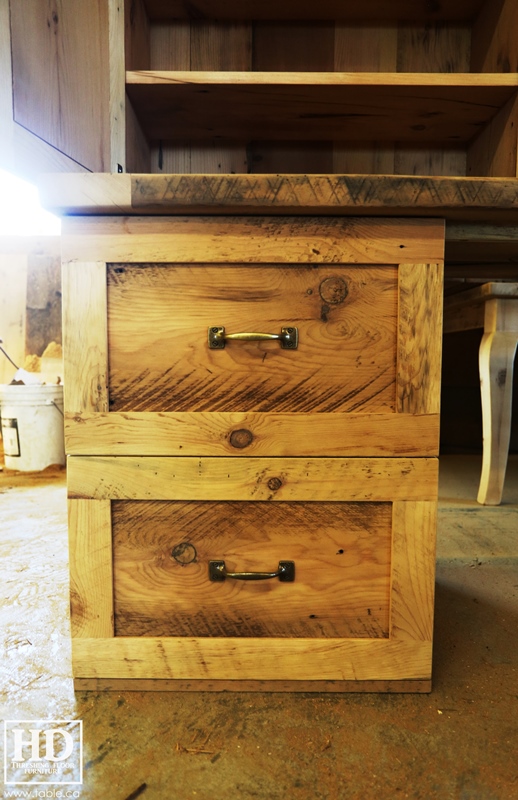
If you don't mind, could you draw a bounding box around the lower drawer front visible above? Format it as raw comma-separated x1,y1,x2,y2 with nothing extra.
113,500,392,639
69,455,437,687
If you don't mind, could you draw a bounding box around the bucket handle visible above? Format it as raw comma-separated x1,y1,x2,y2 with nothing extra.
46,399,64,418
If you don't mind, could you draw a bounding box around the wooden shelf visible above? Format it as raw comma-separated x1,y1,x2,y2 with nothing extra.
143,0,486,23
126,71,518,143
38,172,518,225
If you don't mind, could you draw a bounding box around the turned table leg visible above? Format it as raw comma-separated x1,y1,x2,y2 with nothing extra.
478,298,518,505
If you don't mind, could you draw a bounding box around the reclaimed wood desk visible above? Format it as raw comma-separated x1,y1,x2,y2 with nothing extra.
41,172,518,691
42,173,450,693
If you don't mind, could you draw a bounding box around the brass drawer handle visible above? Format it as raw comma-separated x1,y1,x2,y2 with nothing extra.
209,560,295,582
208,326,298,349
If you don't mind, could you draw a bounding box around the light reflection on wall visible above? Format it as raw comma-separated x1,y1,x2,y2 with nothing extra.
0,169,61,236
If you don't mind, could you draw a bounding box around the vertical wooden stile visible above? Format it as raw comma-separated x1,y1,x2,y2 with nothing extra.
68,499,114,638
397,262,444,419
62,261,108,415
390,501,437,643
108,0,126,172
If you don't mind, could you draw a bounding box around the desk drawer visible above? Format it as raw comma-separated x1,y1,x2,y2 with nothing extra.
107,263,397,415
68,455,437,666
112,499,392,639
62,217,443,457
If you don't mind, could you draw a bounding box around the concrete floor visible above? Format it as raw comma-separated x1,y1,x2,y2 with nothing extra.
1,456,517,800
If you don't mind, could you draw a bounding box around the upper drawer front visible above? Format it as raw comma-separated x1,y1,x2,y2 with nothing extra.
107,263,397,414
62,217,444,456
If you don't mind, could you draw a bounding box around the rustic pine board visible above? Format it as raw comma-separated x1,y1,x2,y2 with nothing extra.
60,216,444,263
40,173,518,223
71,637,432,681
73,677,432,692
67,456,439,501
68,499,113,638
64,411,440,457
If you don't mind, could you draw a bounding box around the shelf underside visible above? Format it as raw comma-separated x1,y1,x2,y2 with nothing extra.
126,72,518,143
143,0,486,22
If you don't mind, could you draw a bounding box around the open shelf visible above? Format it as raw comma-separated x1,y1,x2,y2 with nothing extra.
142,0,487,23
126,71,518,143
7,0,517,178
121,0,518,178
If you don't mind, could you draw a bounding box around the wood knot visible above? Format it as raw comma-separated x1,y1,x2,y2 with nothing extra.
229,429,254,449
267,477,282,492
171,542,197,565
319,276,348,305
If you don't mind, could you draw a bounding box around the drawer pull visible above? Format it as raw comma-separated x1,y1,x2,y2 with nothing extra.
208,326,298,349
209,560,295,582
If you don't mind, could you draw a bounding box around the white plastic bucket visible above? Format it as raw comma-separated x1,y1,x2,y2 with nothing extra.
0,384,65,471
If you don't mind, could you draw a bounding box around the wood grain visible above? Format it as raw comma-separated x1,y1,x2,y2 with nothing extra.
143,0,484,22
478,298,518,505
332,24,397,177
396,24,471,73
67,456,439,501
124,0,150,70
12,122,89,180
62,261,108,415
125,71,518,144
390,501,437,642
60,216,445,264
148,20,252,175
443,281,518,333
471,0,518,73
64,412,440,457
126,96,151,173
68,499,113,638
108,0,126,172
71,637,433,681
10,0,111,171
467,94,518,178
39,173,132,215
129,175,518,220
107,264,397,414
37,173,518,220
112,500,392,638
74,677,432,692
393,147,467,179
443,303,485,334
397,263,444,415
445,222,518,264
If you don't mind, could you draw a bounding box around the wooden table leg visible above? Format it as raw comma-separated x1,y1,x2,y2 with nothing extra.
478,298,518,505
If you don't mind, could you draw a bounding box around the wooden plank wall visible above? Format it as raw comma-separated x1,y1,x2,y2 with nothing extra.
126,8,477,176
